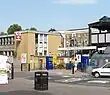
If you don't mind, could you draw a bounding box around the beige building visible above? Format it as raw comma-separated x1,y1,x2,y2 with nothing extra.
57,28,90,56
0,30,61,70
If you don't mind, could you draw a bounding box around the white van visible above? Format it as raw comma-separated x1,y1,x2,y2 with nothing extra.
92,63,110,78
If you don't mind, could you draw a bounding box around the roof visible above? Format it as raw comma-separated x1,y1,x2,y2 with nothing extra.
88,16,110,30
67,28,88,31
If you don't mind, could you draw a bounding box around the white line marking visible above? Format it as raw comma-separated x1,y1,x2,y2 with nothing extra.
88,80,109,84
62,76,71,78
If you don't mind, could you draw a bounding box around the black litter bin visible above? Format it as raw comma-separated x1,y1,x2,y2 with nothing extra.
34,71,48,91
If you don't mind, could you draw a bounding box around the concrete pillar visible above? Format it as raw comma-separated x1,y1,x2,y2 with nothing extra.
11,51,13,56
7,51,9,56
3,51,6,55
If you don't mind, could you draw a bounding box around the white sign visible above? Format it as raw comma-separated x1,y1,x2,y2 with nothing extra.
0,55,8,84
64,58,69,63
76,54,81,62
21,53,27,63
15,31,22,41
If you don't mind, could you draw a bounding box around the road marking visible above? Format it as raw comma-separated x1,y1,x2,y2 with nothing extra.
62,76,71,78
88,80,110,84
55,78,89,83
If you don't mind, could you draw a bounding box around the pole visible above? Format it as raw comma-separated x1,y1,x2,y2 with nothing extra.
11,63,14,79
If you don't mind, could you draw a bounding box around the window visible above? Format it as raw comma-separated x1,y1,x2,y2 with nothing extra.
91,35,98,43
103,64,110,68
40,34,43,42
106,33,110,43
44,50,47,55
44,34,47,42
39,53,42,56
99,34,105,43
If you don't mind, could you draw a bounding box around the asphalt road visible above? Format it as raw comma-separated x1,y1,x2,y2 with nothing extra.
14,71,110,88
0,71,110,95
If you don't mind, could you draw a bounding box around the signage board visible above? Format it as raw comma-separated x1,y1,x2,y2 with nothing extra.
0,55,8,84
15,31,22,41
21,53,27,63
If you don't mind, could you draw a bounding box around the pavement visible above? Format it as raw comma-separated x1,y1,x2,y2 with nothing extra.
0,69,110,95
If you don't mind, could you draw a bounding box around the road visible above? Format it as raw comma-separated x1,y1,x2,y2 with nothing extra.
0,70,110,95
19,70,110,88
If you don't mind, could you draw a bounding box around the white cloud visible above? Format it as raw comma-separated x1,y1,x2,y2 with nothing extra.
53,0,97,4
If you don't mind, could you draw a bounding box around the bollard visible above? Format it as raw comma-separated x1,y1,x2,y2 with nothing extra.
11,63,14,79
28,64,30,71
21,64,23,71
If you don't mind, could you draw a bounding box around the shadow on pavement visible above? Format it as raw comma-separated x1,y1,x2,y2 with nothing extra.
0,90,51,95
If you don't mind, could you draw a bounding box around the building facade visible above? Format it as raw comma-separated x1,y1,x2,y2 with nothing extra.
88,16,110,55
58,28,90,57
0,31,61,70
0,34,14,56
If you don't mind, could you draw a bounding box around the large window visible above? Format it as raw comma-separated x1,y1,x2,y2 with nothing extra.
99,34,105,43
106,33,110,43
40,34,43,42
44,34,47,42
91,35,98,43
103,64,110,68
44,50,47,55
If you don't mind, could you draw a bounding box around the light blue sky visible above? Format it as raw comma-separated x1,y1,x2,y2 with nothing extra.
0,0,110,32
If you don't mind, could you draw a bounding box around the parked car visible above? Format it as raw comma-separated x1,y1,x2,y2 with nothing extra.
92,62,110,78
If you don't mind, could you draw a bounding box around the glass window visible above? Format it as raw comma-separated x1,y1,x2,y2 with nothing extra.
39,53,42,56
44,50,47,55
103,64,110,68
40,34,43,42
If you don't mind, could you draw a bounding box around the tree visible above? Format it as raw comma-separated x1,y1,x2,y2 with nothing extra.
7,24,22,34
0,32,6,35
30,27,37,31
24,27,37,31
48,28,56,32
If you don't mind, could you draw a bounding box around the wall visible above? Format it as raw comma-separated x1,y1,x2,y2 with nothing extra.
48,34,61,55
15,31,35,70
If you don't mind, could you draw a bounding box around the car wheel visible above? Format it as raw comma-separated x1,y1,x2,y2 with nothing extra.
94,72,100,78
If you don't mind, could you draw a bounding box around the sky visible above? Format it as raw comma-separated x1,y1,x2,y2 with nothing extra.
0,0,110,32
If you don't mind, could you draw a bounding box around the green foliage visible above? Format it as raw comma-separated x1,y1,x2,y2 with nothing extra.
0,32,7,35
7,24,22,34
48,28,56,32
30,27,37,31
25,27,37,31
